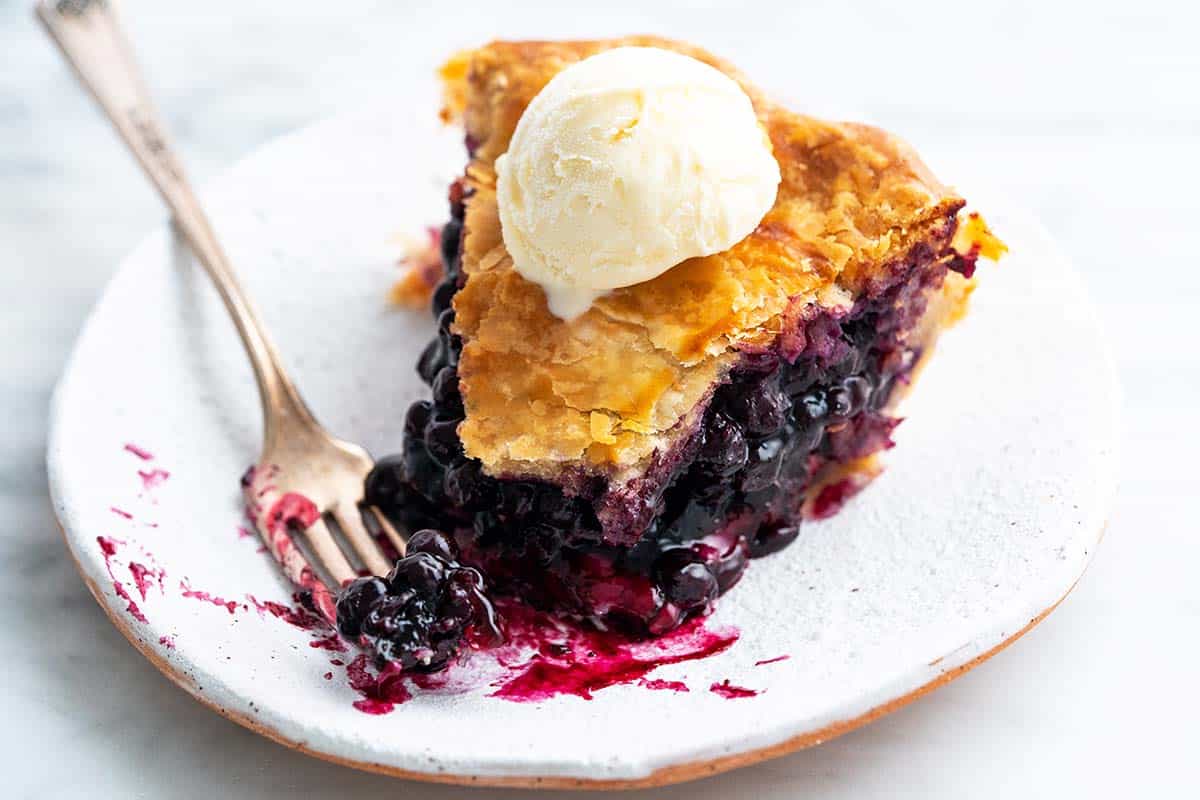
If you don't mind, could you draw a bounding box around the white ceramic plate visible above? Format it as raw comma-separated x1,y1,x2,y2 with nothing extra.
47,105,1119,789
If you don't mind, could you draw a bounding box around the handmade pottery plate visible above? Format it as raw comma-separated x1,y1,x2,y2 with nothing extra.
47,105,1118,789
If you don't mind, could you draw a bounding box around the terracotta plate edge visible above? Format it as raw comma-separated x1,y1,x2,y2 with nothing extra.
55,513,1094,791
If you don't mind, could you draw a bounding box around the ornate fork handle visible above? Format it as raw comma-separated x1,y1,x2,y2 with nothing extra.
41,0,405,614
36,0,313,447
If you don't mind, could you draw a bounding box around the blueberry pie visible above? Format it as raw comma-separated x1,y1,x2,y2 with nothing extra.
371,37,1005,636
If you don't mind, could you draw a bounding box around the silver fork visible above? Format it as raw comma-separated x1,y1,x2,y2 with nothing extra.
38,0,405,623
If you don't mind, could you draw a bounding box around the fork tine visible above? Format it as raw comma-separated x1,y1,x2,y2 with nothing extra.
301,516,357,586
246,505,338,625
262,522,326,593
366,505,408,559
331,502,391,577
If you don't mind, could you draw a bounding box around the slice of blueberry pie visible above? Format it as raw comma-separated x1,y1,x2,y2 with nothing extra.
370,37,1005,637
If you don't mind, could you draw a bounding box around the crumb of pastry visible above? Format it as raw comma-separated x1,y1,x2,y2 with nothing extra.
952,212,1007,261
438,50,472,123
388,227,443,309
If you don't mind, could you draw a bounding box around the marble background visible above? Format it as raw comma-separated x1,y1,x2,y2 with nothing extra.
2,0,1197,797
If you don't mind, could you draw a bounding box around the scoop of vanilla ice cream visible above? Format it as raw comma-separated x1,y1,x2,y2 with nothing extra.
494,46,781,319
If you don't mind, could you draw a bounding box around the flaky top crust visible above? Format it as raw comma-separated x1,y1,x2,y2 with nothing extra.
441,37,966,482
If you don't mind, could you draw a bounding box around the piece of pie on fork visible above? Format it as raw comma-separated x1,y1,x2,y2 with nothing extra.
370,37,1005,636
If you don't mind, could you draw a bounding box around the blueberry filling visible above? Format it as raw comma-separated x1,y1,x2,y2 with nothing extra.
368,187,958,636
336,529,501,671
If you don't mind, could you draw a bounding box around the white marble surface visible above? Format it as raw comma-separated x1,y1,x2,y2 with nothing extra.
2,0,1197,797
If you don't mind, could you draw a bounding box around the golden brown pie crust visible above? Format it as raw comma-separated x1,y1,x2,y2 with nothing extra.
441,38,970,483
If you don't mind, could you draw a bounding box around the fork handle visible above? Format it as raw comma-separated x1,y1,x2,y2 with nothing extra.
37,0,313,445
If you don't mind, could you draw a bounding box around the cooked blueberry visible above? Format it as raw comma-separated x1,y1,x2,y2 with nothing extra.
336,546,502,672
370,634,404,664
362,594,408,638
654,545,703,577
440,218,462,277
722,378,790,436
436,307,456,340
391,498,443,534
795,390,828,423
431,367,463,417
431,278,456,319
663,562,718,609
335,576,387,638
525,523,564,566
660,485,732,542
416,338,448,385
472,511,504,545
363,454,407,507
792,421,824,455
423,417,463,467
401,428,442,494
403,400,433,439
826,385,853,418
698,413,749,475
778,444,811,484
500,481,540,517
739,486,781,516
443,459,494,509
440,578,477,625
532,484,570,519
842,375,872,416
709,538,750,593
782,363,819,397
406,528,458,561
389,551,447,594
370,478,439,530
748,520,801,558
742,435,786,492
544,495,601,542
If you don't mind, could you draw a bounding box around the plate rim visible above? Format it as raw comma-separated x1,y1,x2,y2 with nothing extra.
45,105,1121,790
54,513,1088,789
